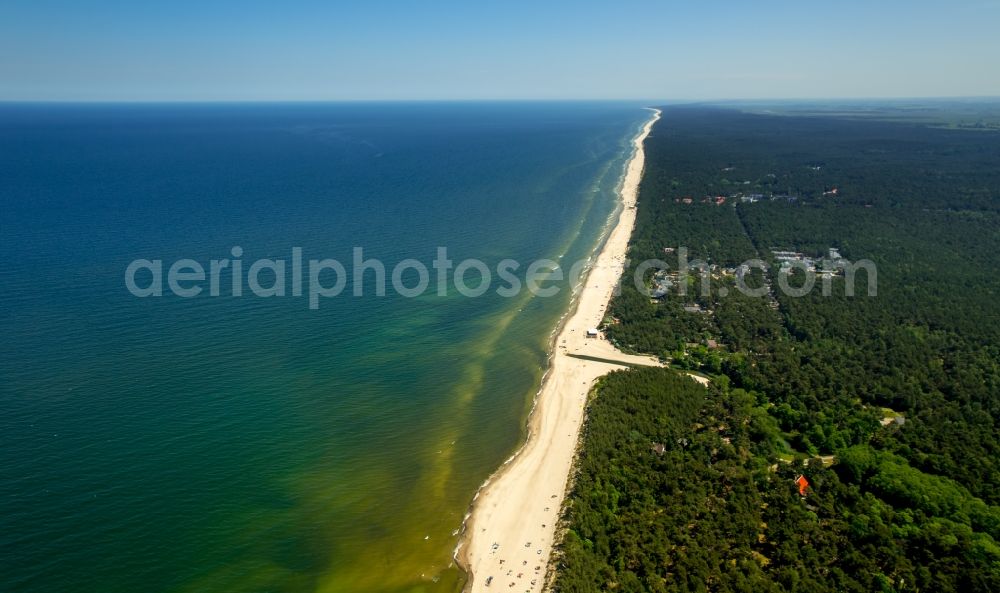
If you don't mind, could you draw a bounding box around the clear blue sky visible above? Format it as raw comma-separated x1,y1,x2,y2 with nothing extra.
2,0,999,101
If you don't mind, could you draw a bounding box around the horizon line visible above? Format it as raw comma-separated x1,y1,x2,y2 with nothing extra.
2,95,1000,105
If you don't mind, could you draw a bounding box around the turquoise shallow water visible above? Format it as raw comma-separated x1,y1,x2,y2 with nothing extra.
0,102,647,593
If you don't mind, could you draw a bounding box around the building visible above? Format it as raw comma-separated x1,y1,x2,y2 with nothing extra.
586,328,599,338
795,474,810,496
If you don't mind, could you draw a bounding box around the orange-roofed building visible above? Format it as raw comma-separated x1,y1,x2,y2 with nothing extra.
795,474,810,496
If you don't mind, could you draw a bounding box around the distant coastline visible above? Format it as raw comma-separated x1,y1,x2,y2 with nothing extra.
455,107,661,592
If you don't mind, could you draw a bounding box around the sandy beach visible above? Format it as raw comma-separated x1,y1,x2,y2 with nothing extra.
456,108,661,592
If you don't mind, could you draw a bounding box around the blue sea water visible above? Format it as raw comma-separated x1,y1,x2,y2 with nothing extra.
0,102,648,593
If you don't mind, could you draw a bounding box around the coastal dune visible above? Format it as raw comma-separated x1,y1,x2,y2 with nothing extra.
456,108,661,592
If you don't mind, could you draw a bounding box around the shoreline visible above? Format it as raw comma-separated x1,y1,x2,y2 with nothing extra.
454,107,662,592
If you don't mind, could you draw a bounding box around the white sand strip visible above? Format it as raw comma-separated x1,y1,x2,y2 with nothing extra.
456,108,661,592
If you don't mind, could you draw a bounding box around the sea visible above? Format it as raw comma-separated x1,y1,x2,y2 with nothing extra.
0,102,649,593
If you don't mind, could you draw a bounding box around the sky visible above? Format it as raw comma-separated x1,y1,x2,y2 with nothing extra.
2,0,999,101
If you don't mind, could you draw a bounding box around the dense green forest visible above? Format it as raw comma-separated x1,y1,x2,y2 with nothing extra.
553,105,1000,592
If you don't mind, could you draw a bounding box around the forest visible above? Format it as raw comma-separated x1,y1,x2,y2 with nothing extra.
552,105,1000,592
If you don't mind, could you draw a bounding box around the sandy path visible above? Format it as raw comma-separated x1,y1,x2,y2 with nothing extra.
455,108,661,592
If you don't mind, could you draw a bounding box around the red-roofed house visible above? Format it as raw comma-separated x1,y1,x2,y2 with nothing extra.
795,474,810,496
